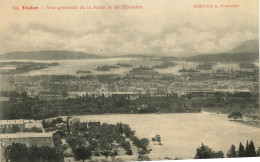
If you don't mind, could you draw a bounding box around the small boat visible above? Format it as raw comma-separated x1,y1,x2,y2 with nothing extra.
106,65,119,69
117,63,133,67
179,67,200,73
152,62,177,69
95,66,110,71
76,70,91,74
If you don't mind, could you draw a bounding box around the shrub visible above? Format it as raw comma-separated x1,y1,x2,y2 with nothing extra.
228,111,243,120
194,143,224,159
126,149,133,155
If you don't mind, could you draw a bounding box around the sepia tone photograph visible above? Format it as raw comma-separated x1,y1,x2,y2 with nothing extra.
0,0,259,161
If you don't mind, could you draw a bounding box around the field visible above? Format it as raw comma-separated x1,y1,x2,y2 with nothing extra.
75,112,260,160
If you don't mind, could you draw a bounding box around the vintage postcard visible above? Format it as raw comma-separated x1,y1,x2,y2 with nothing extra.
0,0,259,161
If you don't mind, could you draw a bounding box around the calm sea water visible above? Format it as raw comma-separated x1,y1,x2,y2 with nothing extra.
74,112,260,160
1,58,243,76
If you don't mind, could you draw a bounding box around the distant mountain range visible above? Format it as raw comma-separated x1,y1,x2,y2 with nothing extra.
0,51,153,60
230,40,259,53
0,51,105,60
0,40,258,62
186,52,258,62
186,40,259,62
115,54,156,58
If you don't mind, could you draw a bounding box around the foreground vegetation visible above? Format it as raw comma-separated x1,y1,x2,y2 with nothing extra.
4,136,260,161
3,143,63,162
52,117,150,161
195,140,260,159
0,91,200,120
3,117,151,161
2,116,260,161
1,90,258,120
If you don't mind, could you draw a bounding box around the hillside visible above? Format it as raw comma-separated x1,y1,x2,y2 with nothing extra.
117,54,156,58
187,52,258,62
0,51,105,60
231,40,259,53
187,40,259,62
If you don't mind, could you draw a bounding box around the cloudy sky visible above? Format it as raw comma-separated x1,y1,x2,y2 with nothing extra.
0,0,258,56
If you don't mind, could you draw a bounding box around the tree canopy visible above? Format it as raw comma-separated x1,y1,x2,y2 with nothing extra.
3,144,63,162
194,143,224,159
74,146,92,162
227,145,237,158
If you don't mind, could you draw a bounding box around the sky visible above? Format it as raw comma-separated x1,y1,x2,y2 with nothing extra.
0,0,258,56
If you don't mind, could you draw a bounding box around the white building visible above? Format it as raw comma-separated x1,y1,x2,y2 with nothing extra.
0,120,24,132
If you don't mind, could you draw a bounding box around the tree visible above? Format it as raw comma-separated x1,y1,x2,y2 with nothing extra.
245,140,249,156
248,140,256,157
66,116,71,133
214,151,224,158
4,143,29,162
53,133,62,146
101,150,111,159
140,138,150,150
228,111,243,121
238,142,245,157
66,134,85,151
138,153,151,161
38,146,63,161
3,145,11,162
256,147,260,157
42,119,46,128
4,144,63,162
126,149,133,155
194,143,224,159
227,145,237,158
100,138,112,159
71,121,80,134
118,123,123,137
20,91,28,101
74,146,92,162
28,146,40,162
110,150,118,161
122,124,131,137
38,146,53,161
89,139,99,151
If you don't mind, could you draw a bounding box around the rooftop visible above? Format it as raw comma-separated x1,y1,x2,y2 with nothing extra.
0,120,24,125
0,132,53,139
